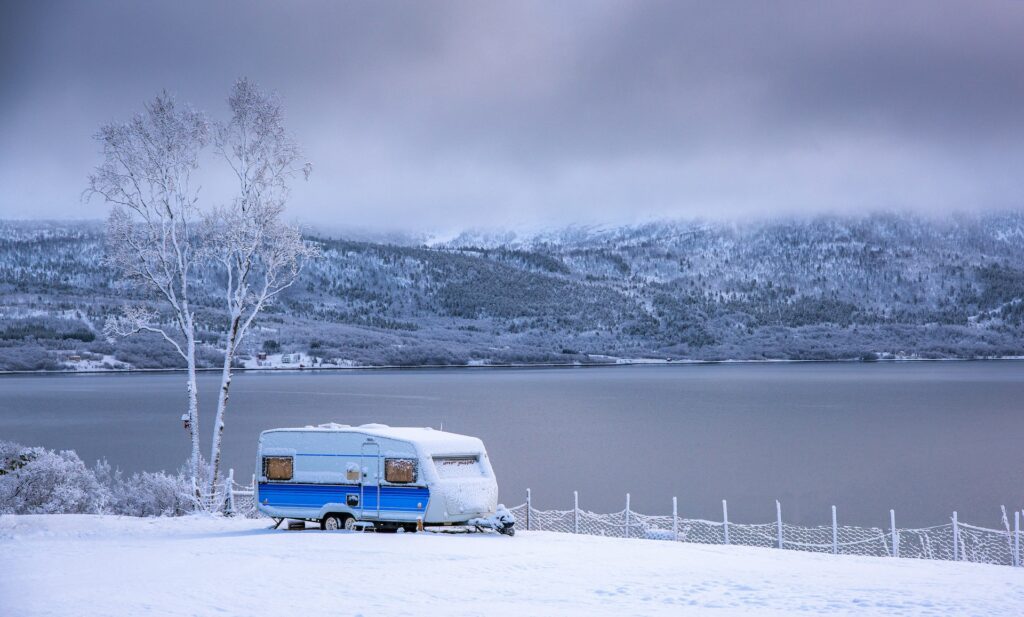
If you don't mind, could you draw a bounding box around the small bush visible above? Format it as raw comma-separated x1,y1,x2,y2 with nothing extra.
94,460,194,517
0,441,105,514
0,440,197,517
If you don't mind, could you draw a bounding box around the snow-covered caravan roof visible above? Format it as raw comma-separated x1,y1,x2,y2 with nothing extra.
261,423,486,456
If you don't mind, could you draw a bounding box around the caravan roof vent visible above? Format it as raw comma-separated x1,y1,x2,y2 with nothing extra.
358,423,389,429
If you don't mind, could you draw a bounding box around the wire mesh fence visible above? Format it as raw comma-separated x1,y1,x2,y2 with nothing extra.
505,491,1023,568
229,476,1022,568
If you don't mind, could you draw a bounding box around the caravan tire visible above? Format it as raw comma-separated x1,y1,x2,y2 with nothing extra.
321,514,345,531
343,516,360,531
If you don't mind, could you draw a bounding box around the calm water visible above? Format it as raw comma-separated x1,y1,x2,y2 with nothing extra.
1,362,1022,527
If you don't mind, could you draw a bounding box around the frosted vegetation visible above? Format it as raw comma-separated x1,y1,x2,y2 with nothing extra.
0,441,193,517
1,212,1024,371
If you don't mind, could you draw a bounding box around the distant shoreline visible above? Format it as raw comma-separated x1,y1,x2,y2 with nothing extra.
2,355,1022,376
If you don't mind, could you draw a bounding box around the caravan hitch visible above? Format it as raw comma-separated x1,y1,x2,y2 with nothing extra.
470,504,516,536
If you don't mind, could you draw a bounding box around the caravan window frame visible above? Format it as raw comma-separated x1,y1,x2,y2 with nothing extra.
263,455,294,481
384,458,418,484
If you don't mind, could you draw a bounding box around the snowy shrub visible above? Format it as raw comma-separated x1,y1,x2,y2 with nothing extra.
0,441,197,517
0,441,106,514
94,459,195,517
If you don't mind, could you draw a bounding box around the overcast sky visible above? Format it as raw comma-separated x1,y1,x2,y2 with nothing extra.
2,1,1023,232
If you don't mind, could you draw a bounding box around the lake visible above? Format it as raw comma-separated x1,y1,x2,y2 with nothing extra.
1,362,1022,528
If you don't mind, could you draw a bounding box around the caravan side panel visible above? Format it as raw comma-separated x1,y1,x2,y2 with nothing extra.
256,429,430,523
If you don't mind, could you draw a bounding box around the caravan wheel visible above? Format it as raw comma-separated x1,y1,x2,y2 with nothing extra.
321,514,345,531
343,517,360,531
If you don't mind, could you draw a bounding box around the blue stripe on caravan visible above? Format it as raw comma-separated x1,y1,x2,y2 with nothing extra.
258,482,429,513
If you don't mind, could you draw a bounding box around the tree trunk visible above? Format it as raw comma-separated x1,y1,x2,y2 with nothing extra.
207,314,241,508
185,323,201,504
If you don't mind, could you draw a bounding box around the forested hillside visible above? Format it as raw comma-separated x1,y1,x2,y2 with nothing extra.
2,213,1024,370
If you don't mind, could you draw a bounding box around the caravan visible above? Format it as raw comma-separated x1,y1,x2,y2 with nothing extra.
255,423,514,534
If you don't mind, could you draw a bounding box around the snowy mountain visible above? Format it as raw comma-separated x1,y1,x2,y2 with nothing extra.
2,213,1024,370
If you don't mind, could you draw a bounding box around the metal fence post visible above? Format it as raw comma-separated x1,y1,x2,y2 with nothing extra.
890,509,899,558
776,500,784,549
573,491,579,534
722,499,730,545
1015,511,1021,568
831,505,838,555
952,511,959,561
672,497,678,540
526,488,531,531
625,493,631,539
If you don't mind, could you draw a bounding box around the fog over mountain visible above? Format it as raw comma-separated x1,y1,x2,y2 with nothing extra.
3,213,1024,371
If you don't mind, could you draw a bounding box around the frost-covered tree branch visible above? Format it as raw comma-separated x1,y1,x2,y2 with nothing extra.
205,79,318,499
103,307,187,360
85,92,209,499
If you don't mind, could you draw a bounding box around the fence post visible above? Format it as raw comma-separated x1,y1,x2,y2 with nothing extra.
722,499,730,545
526,488,531,531
1015,511,1021,568
625,493,631,539
225,468,235,515
672,496,678,540
952,511,959,561
776,500,784,549
831,505,838,555
573,491,579,534
890,509,899,558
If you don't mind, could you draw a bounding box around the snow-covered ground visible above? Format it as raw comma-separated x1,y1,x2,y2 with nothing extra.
2,515,1021,616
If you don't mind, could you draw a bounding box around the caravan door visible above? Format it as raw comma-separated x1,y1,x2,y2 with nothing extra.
359,440,381,519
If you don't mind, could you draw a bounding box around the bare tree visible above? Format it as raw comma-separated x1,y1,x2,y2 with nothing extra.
205,79,317,498
86,93,209,499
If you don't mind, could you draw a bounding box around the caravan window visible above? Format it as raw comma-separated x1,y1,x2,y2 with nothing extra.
433,455,483,479
263,456,293,481
384,458,417,483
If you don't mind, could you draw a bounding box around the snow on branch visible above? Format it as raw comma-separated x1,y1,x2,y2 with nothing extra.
85,90,207,494
103,306,187,360
86,91,210,339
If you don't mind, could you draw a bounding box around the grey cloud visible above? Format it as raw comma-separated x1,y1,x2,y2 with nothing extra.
1,1,1022,231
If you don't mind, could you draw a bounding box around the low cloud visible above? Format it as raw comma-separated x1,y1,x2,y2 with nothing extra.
1,1,1022,230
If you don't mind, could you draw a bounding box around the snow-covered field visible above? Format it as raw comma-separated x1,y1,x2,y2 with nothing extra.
2,516,1021,616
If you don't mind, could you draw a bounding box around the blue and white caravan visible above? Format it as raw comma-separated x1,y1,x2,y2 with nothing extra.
256,423,514,534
